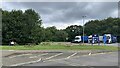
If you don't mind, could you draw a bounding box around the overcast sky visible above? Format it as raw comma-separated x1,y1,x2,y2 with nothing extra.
2,2,118,29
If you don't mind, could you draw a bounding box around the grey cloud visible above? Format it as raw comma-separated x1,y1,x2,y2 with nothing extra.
42,2,118,23
2,2,118,27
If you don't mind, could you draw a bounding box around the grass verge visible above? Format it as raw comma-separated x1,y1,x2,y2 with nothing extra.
0,44,118,51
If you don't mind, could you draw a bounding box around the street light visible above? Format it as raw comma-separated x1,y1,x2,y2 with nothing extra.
82,16,86,45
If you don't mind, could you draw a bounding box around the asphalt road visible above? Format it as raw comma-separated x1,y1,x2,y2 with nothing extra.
2,50,118,66
24,52,118,66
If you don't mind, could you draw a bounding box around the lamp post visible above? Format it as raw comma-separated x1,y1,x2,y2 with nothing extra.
82,16,86,45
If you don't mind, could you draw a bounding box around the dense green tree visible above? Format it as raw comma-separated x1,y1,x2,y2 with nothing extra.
85,17,119,35
43,26,68,42
44,26,57,41
85,17,120,42
2,10,24,44
2,9,43,45
64,17,120,42
65,25,83,42
54,30,68,42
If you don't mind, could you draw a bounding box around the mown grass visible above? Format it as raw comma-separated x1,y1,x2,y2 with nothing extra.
0,44,118,51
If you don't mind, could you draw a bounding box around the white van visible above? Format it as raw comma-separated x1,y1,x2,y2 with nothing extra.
73,36,82,43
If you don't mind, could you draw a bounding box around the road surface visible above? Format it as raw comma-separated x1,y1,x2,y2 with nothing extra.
24,52,118,66
2,50,118,66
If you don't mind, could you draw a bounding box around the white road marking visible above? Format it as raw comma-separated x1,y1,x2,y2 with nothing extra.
29,53,48,58
82,52,106,57
10,58,42,66
89,52,91,55
9,54,32,58
66,52,77,59
45,53,63,60
91,53,106,55
29,56,37,58
38,53,48,56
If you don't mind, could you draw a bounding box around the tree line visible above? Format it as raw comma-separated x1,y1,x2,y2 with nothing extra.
2,9,120,45
2,9,68,45
65,17,120,42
